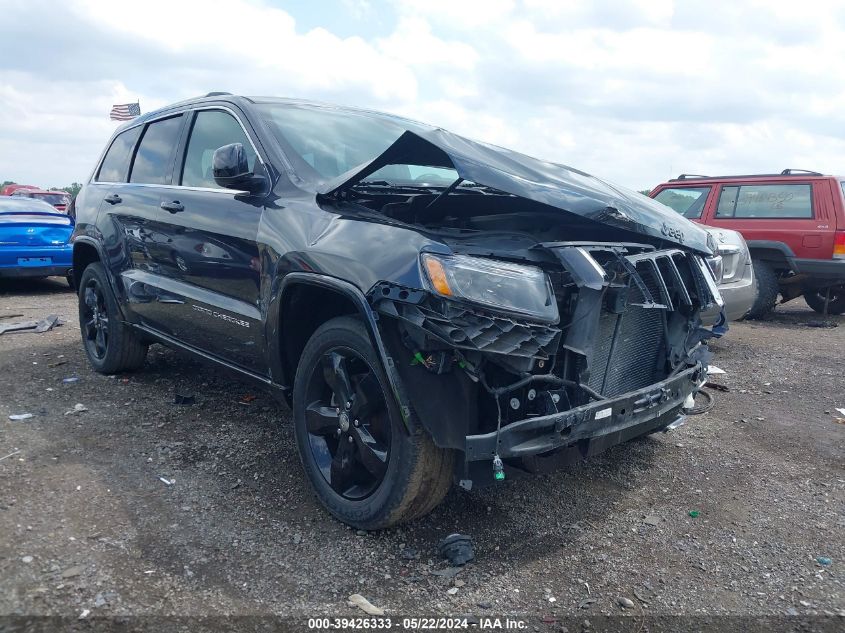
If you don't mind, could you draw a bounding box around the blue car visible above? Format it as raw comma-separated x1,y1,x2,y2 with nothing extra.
0,197,74,283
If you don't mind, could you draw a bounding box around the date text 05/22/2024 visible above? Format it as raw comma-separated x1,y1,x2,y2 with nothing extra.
306,617,528,630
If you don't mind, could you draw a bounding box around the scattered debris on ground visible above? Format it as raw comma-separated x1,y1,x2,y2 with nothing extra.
0,449,21,462
439,534,475,566
173,393,195,405
0,313,62,335
1,283,842,618
347,594,384,615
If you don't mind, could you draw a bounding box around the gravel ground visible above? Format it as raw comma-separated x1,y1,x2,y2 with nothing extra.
1,278,843,629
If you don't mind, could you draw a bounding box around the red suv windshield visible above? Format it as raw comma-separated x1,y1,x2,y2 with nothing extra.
652,186,711,219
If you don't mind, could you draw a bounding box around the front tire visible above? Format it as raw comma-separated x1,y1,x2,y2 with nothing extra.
292,316,454,529
745,260,779,319
78,263,148,373
803,284,845,315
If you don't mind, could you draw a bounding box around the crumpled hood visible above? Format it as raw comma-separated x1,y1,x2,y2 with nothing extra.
318,129,713,255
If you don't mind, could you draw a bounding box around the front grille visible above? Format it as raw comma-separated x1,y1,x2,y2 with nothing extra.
571,247,715,398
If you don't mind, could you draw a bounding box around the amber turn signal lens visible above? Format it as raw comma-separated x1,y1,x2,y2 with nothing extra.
834,230,845,258
423,256,453,296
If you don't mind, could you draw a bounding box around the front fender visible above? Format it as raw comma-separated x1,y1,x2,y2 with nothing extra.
269,272,415,433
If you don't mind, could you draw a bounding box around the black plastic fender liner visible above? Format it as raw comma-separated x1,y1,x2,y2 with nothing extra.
275,272,416,434
378,318,478,451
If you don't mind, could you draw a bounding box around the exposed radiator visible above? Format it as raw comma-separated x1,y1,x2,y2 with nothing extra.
576,247,716,398
585,305,665,398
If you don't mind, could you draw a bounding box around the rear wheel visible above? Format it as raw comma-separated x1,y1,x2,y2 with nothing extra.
292,316,453,529
78,263,148,373
803,284,845,315
745,260,779,319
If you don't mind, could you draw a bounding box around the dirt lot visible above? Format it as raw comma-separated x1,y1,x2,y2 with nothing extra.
1,278,843,628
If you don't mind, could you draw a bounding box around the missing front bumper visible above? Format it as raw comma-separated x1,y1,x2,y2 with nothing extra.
465,363,704,462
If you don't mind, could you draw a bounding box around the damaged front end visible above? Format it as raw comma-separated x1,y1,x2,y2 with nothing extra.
316,126,726,488
368,241,723,488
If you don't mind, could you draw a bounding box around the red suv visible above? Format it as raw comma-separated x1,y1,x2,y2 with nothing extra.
650,170,845,316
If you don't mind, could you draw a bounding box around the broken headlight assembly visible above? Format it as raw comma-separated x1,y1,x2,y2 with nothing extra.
421,253,559,323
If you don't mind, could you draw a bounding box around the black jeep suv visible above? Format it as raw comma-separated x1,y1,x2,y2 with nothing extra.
72,93,724,529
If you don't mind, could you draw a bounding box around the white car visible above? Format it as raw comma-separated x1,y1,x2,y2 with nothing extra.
702,226,756,322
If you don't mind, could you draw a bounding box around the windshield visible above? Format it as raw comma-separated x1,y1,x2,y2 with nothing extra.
653,186,711,219
14,192,69,205
257,104,458,186
36,193,70,205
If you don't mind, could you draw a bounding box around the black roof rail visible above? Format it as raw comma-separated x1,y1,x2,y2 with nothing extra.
203,91,232,97
780,168,822,176
670,170,827,182
671,174,709,181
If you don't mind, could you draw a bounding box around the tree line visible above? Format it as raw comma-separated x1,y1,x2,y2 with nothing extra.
2,180,83,197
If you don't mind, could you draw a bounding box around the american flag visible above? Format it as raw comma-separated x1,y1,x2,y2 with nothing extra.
109,102,141,121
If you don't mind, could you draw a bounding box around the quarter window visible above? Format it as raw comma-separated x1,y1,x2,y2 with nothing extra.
716,184,812,218
181,110,257,189
97,126,142,183
129,115,183,185
653,187,711,219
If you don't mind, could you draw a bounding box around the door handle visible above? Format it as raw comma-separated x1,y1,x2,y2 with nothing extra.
104,194,122,205
160,200,185,214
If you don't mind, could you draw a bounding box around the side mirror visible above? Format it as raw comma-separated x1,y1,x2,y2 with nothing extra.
212,143,265,193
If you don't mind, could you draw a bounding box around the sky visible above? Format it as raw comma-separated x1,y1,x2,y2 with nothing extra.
1,0,844,190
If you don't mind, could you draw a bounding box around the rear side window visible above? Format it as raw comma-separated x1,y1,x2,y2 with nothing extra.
716,184,813,218
653,186,711,219
181,110,257,188
97,126,142,183
129,115,183,185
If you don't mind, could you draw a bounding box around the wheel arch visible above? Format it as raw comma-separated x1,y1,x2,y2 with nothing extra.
746,240,796,273
273,273,414,433
72,238,135,324
72,239,103,289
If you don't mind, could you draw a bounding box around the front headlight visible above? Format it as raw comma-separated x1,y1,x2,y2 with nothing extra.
421,253,559,323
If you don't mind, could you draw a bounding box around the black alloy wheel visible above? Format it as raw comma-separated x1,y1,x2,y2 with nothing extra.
293,316,454,529
81,277,110,360
76,262,148,374
303,348,391,500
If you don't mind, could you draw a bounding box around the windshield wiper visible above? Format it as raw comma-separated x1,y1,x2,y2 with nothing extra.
425,177,463,209
353,180,446,192
454,181,506,195
357,179,394,186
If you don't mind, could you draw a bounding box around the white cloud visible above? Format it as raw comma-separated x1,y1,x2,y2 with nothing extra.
377,17,479,70
1,0,845,189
